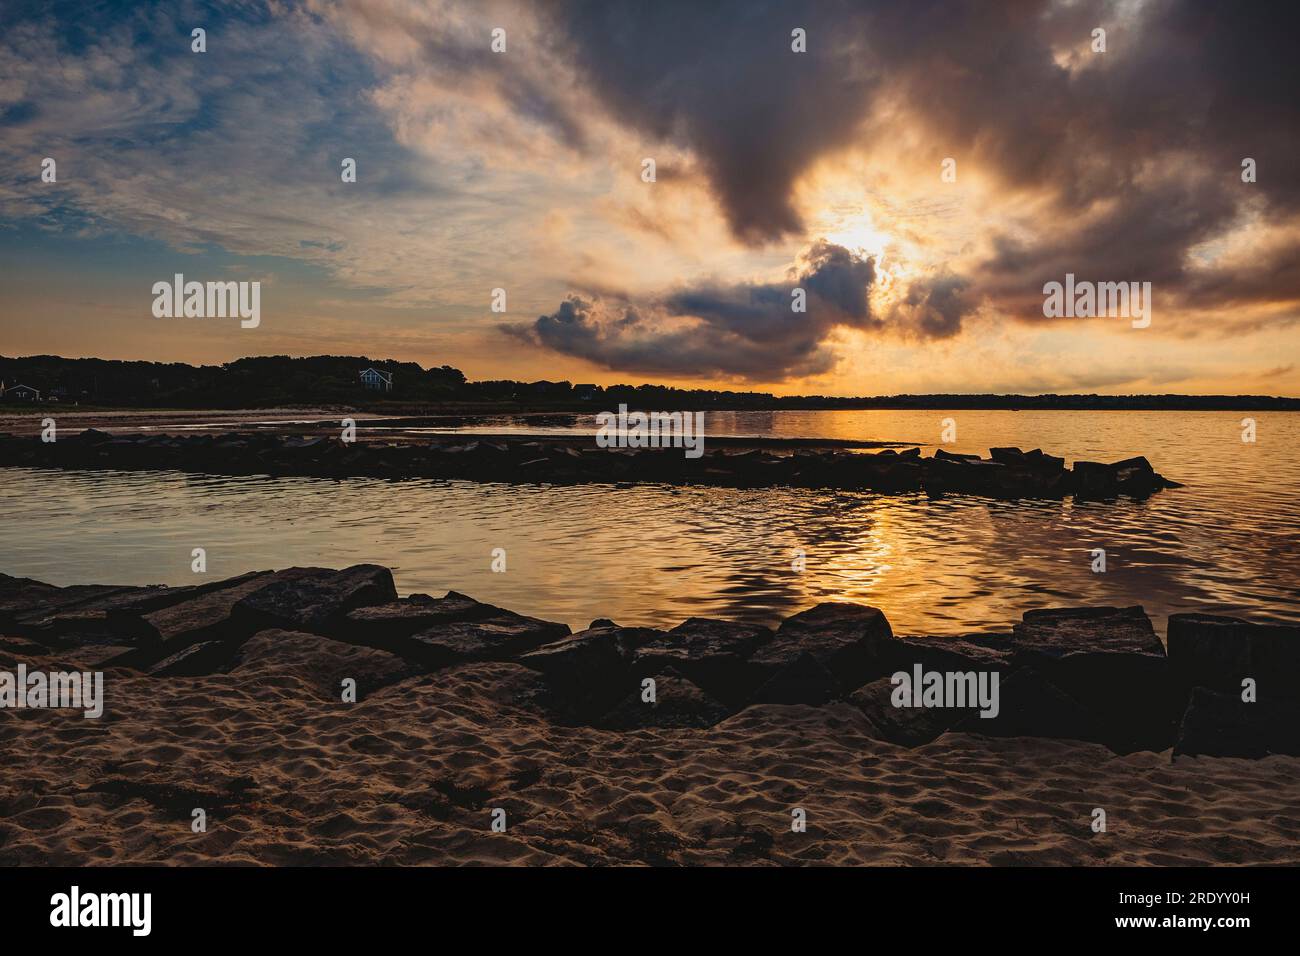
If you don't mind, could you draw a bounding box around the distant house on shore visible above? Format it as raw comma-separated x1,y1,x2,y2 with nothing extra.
0,382,41,402
359,368,393,392
574,384,601,401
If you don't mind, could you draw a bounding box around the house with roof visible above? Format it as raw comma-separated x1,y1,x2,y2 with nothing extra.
0,382,41,402
359,368,393,392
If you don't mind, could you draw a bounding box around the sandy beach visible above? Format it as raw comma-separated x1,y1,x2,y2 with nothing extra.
3,565,1298,867
4,648,1298,866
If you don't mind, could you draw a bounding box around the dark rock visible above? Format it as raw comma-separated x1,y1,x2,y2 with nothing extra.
749,651,839,705
850,676,957,746
957,666,1099,743
519,629,631,718
599,668,730,730
13,585,173,636
231,628,419,699
401,613,570,667
1173,687,1300,758
1167,613,1300,701
589,618,618,630
1023,448,1066,471
7,430,1179,500
922,457,1010,496
146,640,234,677
1035,651,1183,753
0,635,53,664
1010,607,1174,751
110,571,276,656
0,575,135,629
343,591,502,640
887,633,1015,673
632,617,773,706
1012,606,1164,658
989,446,1027,465
232,564,397,633
1073,456,1169,498
934,448,981,462
749,602,895,697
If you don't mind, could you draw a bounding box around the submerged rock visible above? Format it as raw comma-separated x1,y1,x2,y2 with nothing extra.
0,431,1181,500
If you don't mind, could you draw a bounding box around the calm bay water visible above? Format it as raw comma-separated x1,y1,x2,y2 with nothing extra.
2,409,1297,637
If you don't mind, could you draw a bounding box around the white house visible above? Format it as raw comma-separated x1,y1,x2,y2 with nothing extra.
359,368,393,392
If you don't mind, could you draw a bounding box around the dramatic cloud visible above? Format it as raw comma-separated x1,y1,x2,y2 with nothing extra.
507,240,878,379
551,1,879,244
549,0,1300,334
0,0,1296,391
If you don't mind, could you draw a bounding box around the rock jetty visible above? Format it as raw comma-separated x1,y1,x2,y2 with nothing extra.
0,429,1181,499
3,565,1290,759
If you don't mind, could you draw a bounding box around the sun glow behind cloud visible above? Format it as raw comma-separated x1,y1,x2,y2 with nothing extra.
0,0,1296,396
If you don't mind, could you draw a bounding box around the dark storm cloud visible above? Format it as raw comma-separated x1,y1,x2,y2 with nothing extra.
885,270,973,340
867,0,1300,321
505,241,879,379
550,0,879,244
550,0,1300,335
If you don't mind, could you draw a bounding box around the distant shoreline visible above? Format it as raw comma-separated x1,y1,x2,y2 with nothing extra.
2,398,1299,419
3,354,1297,413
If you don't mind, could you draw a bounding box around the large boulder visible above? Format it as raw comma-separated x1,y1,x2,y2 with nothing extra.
231,565,397,633
11,585,171,638
399,613,570,668
632,618,773,706
1167,613,1300,701
519,627,642,718
886,633,1015,673
110,571,276,656
1173,687,1300,758
1011,607,1177,752
849,676,958,746
857,634,1015,745
1037,652,1182,753
748,603,895,700
1012,606,1164,658
0,575,150,632
342,591,504,641
231,628,419,700
598,668,729,730
749,651,840,705
1073,456,1173,498
957,666,1100,743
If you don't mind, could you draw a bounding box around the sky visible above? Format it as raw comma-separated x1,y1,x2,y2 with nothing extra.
1,0,1298,396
